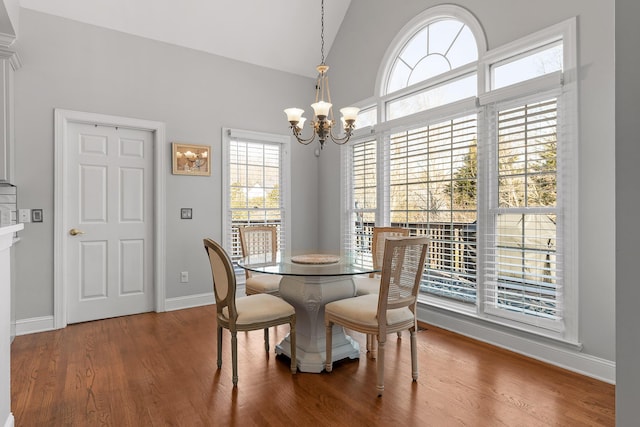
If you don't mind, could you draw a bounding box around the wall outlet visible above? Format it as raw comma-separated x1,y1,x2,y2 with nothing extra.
18,209,31,223
180,271,189,283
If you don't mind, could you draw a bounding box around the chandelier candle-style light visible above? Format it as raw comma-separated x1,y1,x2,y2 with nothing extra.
284,0,359,150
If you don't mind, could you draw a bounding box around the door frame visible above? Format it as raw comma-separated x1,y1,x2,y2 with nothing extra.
53,109,166,329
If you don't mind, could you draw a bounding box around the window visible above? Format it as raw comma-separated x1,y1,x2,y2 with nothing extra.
222,128,291,269
491,42,563,90
388,116,478,303
387,75,477,120
386,18,478,94
343,7,576,340
484,97,562,330
344,137,377,269
356,107,377,128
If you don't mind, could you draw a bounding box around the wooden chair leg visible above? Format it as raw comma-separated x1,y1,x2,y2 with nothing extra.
264,328,270,352
231,331,238,386
325,322,333,372
370,334,377,360
410,329,418,381
397,331,402,339
289,320,297,374
217,326,223,368
376,336,385,397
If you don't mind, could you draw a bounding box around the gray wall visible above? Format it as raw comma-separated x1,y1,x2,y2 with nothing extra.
323,0,616,365
12,9,320,317
616,0,639,424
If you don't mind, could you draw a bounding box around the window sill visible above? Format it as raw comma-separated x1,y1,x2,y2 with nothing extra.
416,297,583,351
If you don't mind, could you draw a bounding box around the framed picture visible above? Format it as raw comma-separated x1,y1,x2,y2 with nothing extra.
172,142,211,176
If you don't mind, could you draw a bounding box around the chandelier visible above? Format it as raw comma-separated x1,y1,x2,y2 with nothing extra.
284,0,359,150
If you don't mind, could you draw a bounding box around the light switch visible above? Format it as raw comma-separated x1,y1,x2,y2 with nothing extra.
18,209,31,223
32,209,43,223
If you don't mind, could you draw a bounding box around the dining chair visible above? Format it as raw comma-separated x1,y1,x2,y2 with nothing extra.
325,235,429,396
238,225,282,296
353,226,411,352
354,226,411,296
203,238,297,386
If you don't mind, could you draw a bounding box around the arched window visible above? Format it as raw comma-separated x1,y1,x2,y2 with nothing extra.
377,5,486,120
386,18,478,93
344,5,577,342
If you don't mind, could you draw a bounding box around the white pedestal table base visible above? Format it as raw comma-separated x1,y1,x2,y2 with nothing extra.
275,274,360,373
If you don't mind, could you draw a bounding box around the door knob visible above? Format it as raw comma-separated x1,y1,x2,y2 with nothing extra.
69,228,85,236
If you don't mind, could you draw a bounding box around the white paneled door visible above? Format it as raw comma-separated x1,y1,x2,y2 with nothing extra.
66,122,154,324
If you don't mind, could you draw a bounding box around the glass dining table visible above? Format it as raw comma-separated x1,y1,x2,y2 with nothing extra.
237,252,379,373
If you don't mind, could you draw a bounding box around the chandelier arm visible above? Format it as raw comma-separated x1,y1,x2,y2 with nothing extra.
290,126,317,145
328,126,353,145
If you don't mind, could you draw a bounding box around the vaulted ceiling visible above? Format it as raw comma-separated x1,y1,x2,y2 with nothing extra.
19,0,351,78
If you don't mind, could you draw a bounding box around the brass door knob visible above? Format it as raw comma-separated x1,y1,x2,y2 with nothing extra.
69,228,85,236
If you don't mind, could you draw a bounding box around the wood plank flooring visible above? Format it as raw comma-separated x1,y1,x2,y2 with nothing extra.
11,305,614,426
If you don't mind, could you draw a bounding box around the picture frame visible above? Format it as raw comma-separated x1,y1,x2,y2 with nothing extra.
172,142,211,176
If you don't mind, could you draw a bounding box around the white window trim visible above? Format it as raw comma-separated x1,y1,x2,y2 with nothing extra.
342,8,579,344
480,17,577,95
482,92,564,335
478,17,578,342
221,127,292,256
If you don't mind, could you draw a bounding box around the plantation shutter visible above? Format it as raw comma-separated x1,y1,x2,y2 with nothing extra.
223,129,290,266
484,98,563,331
386,115,478,303
344,137,377,269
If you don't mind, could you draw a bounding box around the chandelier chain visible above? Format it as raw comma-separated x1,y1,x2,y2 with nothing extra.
320,0,325,65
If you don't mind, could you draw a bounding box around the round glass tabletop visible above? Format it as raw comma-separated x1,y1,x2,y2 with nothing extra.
237,252,379,277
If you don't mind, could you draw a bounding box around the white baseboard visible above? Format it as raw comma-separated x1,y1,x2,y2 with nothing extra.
4,413,14,427
417,305,616,384
15,316,55,336
164,292,215,312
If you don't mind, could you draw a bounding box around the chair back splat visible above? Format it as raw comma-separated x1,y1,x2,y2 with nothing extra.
354,226,411,350
377,236,429,335
205,237,237,318
238,225,278,279
238,225,282,296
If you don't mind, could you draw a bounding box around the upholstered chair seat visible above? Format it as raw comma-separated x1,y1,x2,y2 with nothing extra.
221,293,295,325
245,273,282,295
324,294,415,327
352,277,381,297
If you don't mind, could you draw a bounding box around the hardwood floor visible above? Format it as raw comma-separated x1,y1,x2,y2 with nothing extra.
11,305,614,426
